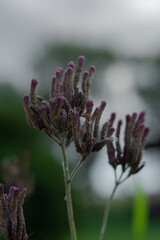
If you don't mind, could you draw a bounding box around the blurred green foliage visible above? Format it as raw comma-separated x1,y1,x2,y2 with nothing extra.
35,43,115,68
34,43,116,97
132,187,149,240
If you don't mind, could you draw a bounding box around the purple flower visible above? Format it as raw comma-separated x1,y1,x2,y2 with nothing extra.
24,57,116,156
107,111,150,176
0,184,27,240
23,56,98,144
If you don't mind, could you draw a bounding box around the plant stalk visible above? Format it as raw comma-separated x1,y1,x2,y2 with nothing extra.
61,141,77,240
69,159,83,183
98,182,119,240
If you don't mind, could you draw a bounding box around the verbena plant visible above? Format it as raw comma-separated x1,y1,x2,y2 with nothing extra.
0,56,150,240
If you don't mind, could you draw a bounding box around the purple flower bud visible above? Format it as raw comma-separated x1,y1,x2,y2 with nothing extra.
41,105,49,125
145,127,150,133
76,107,81,112
4,193,7,199
0,183,4,195
13,187,20,198
66,67,73,76
50,98,56,106
23,94,31,118
78,56,85,68
56,69,61,78
74,111,79,121
57,96,64,104
23,94,29,104
109,149,115,154
30,78,38,105
68,61,75,69
126,114,131,122
52,77,56,84
139,111,146,121
108,127,115,136
9,186,15,194
100,100,107,111
69,109,73,114
60,83,63,93
89,65,96,74
118,120,122,125
56,67,63,74
83,71,89,80
132,112,137,119
139,124,145,129
41,105,47,111
110,112,116,125
86,100,94,113
31,78,38,87
86,100,94,107
143,127,150,138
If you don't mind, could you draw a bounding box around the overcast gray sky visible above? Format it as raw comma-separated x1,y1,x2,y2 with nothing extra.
1,0,160,87
1,0,160,54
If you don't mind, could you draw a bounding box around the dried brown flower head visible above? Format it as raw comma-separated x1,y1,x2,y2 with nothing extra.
0,184,27,240
107,111,150,176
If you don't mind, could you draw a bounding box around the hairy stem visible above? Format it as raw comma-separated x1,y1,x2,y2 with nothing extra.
61,141,77,240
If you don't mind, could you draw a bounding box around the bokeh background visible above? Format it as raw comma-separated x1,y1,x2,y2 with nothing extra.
0,0,160,239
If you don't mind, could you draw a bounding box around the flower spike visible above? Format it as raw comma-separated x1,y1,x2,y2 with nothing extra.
0,184,27,240
106,111,150,176
24,56,109,148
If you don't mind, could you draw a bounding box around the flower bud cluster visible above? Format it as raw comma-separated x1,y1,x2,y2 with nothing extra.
24,57,114,154
107,111,150,176
71,100,115,160
24,56,95,141
0,184,27,240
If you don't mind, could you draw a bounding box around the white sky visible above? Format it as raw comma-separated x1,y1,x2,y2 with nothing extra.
89,145,160,198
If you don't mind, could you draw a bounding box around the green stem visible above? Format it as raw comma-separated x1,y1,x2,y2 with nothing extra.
61,141,77,240
47,133,60,145
119,175,129,184
98,170,124,240
98,181,119,240
69,158,84,183
114,169,117,183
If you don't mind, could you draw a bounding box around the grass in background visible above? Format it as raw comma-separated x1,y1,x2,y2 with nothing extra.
132,186,149,240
